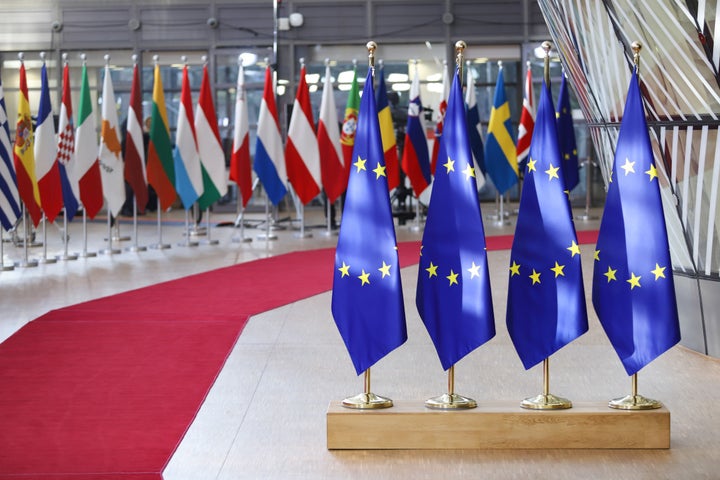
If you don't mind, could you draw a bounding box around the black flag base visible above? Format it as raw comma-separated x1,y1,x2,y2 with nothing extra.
521,393,572,410
342,392,393,410
425,393,477,410
608,393,662,410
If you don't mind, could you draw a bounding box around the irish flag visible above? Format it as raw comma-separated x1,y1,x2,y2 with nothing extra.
75,60,104,219
147,62,176,211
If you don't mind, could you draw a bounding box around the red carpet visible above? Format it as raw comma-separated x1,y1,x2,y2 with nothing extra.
0,233,597,478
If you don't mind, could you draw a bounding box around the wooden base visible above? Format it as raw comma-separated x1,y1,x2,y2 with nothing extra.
327,400,670,450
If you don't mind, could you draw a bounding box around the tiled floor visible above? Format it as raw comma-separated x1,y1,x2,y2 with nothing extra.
1,201,718,479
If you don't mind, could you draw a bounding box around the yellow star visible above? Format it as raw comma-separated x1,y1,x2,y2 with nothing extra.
604,266,617,282
651,263,666,280
551,261,565,278
443,158,455,173
620,158,635,176
545,163,560,181
564,153,570,160
353,156,367,172
594,249,600,261
358,269,370,286
509,260,521,276
567,241,581,257
526,158,537,172
338,261,350,277
426,262,438,278
645,164,658,182
447,269,459,286
378,261,391,278
372,163,386,179
529,269,541,285
467,261,481,278
627,272,641,289
462,164,475,180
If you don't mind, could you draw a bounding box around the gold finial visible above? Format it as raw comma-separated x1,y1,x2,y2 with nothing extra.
632,41,642,69
542,41,552,86
455,40,466,76
367,41,377,70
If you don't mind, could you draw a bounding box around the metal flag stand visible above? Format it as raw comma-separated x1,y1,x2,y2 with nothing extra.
125,197,147,252
37,215,56,264
99,213,121,255
341,41,394,411
294,202,312,239
232,178,257,243
178,208,199,247
256,192,278,242
319,196,338,237
202,207,219,245
16,207,38,268
148,200,171,250
0,228,14,271
57,208,78,261
79,208,97,258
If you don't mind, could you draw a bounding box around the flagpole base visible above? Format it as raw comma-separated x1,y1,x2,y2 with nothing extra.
575,213,598,221
341,392,393,410
98,247,122,255
425,393,477,410
16,259,39,268
177,240,200,247
294,232,313,239
37,256,57,264
521,393,572,410
256,233,278,241
56,253,79,261
148,243,172,250
1,263,15,271
79,251,97,258
125,245,147,252
608,394,662,410
231,236,253,243
201,239,220,245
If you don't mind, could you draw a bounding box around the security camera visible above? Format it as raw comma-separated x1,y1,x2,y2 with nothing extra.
207,17,219,29
51,20,63,32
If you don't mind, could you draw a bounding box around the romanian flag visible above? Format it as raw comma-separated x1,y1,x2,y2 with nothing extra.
0,72,21,231
75,61,104,219
317,62,345,204
147,62,176,211
34,60,63,223
124,61,148,214
172,64,203,210
13,60,42,227
484,65,519,195
376,66,400,191
229,61,253,208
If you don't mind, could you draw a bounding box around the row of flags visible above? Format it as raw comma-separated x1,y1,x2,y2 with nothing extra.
332,61,680,381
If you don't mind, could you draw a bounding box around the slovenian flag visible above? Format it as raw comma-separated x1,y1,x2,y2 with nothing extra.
401,65,432,197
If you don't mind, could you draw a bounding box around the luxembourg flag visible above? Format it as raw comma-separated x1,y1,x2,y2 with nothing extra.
401,65,432,197
173,64,203,209
285,63,321,205
98,63,126,217
34,59,63,223
229,60,253,208
254,65,287,205
56,60,80,221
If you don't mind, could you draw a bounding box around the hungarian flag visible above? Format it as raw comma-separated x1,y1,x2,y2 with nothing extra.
429,66,449,175
124,62,148,214
253,65,287,205
98,64,126,217
195,64,228,210
75,61,104,219
339,65,359,189
0,72,21,231
173,64,203,210
285,64,321,205
401,66,432,197
14,60,42,227
147,62,177,211
56,60,80,221
34,60,63,223
376,66,400,191
317,62,344,204
516,62,535,170
229,61,253,208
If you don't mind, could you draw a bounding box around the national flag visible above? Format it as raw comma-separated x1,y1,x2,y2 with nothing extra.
557,74,579,191
376,66,400,191
98,64,126,217
173,64,203,210
75,61,104,219
56,60,80,221
340,65,359,188
516,61,535,170
465,68,486,189
331,68,407,375
506,77,588,370
13,60,42,227
401,66,432,196
484,65,519,194
416,67,495,371
317,62,345,204
592,68,680,376
253,65,287,205
229,61,253,208
34,60,63,223
429,65,449,175
0,73,21,231
147,62,177,211
124,61,148,214
195,64,228,210
285,64,321,205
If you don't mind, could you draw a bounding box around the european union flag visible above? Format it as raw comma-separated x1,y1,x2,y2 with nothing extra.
331,68,407,375
416,68,495,371
557,74,579,191
506,78,588,370
484,66,519,194
592,68,680,376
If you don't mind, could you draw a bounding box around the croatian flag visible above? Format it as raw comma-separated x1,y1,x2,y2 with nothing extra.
254,65,287,205
401,65,431,197
56,60,80,220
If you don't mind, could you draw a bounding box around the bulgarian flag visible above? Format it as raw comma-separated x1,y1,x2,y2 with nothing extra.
229,60,252,208
75,60,104,219
147,62,176,211
195,63,228,210
339,65,359,190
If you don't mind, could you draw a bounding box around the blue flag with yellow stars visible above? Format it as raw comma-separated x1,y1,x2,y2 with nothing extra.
331,68,407,376
556,74,579,192
592,68,680,376
506,78,588,370
416,68,495,371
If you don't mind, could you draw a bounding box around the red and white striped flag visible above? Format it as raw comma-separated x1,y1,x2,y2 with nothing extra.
285,64,321,205
229,60,253,208
124,61,148,214
317,62,344,204
516,61,535,168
